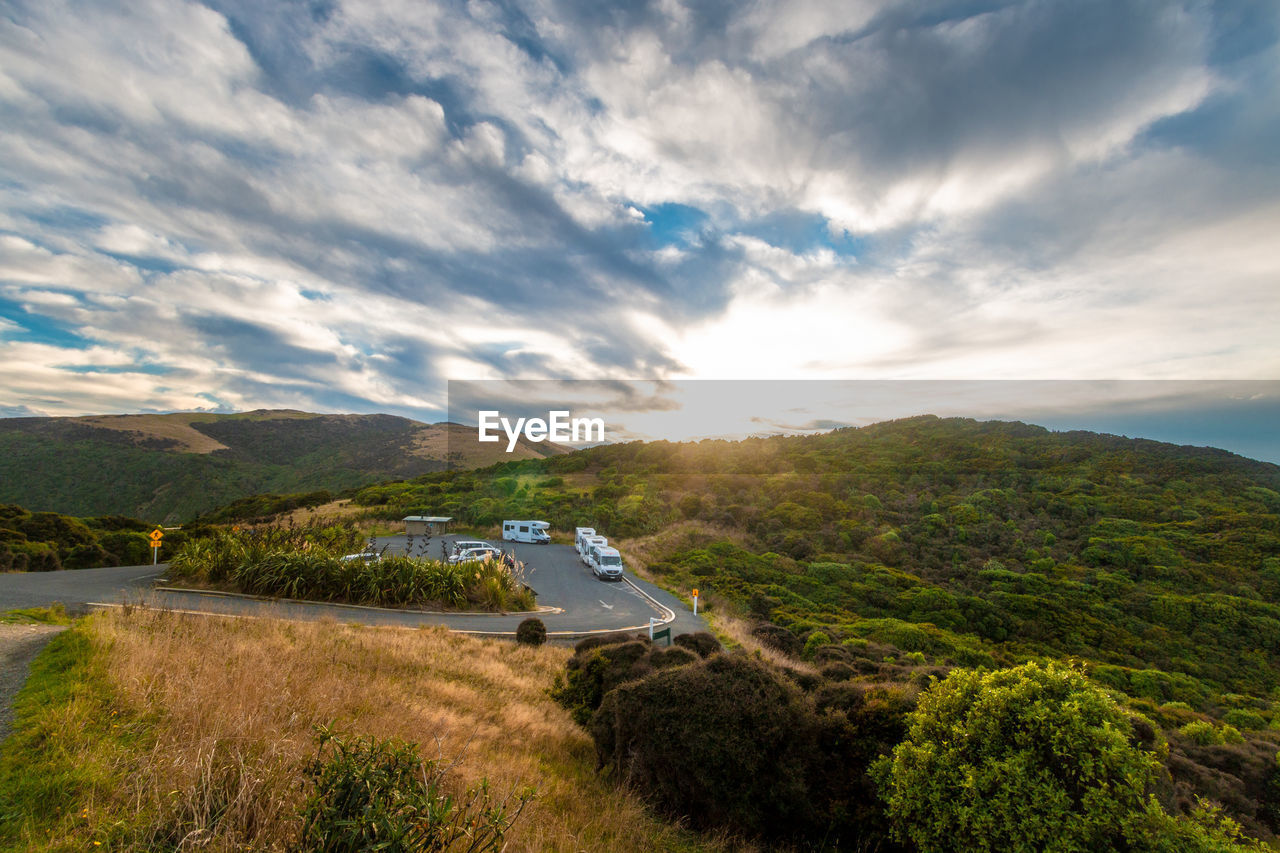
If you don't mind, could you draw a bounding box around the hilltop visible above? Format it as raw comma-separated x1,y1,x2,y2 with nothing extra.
0,410,564,521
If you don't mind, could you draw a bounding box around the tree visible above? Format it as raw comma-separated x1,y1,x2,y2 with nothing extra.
875,662,1162,853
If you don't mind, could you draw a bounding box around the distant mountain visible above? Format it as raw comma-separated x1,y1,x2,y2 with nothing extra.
0,410,564,521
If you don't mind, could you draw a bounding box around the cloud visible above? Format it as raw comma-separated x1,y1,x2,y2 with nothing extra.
0,0,1276,420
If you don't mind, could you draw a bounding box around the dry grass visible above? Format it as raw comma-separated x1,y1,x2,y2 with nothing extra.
78,414,231,453
613,520,749,577
83,607,716,852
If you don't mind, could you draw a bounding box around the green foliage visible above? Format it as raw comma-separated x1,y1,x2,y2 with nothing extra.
0,413,454,521
515,617,546,646
875,662,1164,853
802,630,831,660
549,640,657,726
583,648,914,846
1179,721,1246,746
168,524,533,611
0,503,178,570
297,726,532,853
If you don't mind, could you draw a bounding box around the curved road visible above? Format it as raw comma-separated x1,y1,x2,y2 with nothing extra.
0,536,707,640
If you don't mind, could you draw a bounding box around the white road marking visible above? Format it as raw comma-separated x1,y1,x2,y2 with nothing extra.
598,600,614,610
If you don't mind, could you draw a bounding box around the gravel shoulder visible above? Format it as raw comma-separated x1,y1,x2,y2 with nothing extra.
0,623,67,742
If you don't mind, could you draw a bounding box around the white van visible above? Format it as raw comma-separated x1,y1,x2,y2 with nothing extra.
574,527,596,555
589,546,624,580
503,520,550,544
580,535,607,565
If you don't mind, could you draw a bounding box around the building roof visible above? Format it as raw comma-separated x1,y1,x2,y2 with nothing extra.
403,516,453,523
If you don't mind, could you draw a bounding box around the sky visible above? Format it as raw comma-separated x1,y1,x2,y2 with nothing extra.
1,1,1278,447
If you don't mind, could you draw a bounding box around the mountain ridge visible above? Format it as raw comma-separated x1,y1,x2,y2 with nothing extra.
0,409,566,521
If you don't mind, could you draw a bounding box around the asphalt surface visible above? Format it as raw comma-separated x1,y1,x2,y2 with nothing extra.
0,536,707,640
0,563,163,613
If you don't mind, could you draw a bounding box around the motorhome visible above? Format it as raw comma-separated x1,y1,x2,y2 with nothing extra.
574,527,596,555
580,535,607,565
503,520,550,544
589,546,624,580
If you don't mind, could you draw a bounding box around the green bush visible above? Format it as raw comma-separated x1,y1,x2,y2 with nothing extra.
875,662,1164,852
582,651,911,846
1224,709,1267,731
1179,720,1247,746
802,630,831,660
297,727,532,852
167,524,533,612
515,617,546,646
550,640,658,726
589,653,822,840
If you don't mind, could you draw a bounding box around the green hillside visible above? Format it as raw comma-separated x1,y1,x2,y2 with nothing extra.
0,410,562,521
332,415,1280,838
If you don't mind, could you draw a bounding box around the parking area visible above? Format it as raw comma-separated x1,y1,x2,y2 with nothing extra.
0,535,708,640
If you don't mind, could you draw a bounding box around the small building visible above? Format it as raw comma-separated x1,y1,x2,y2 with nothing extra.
403,515,453,536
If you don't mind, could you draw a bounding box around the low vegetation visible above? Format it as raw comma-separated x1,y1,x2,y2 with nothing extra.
168,522,535,611
0,503,188,571
552,636,1273,851
0,609,717,852
328,416,1280,836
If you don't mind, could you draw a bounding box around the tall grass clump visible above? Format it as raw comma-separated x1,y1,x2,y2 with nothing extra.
298,725,532,852
168,522,534,611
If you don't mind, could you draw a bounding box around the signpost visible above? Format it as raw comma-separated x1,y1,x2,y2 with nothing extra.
648,617,672,646
692,588,699,616
149,528,163,565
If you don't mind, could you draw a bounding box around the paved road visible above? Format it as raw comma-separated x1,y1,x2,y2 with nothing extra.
0,537,707,640
0,563,163,613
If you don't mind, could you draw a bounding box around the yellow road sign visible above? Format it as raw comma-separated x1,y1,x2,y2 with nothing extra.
692,588,699,598
149,529,164,542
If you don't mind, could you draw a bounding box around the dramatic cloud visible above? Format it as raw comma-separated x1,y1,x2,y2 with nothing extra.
1,0,1276,420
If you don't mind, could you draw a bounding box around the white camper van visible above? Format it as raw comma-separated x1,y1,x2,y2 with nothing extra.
574,527,596,555
503,520,550,544
589,546,624,580
580,535,607,565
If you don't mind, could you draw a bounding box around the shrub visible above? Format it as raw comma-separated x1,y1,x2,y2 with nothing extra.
583,651,912,847
751,623,801,657
515,617,546,646
1224,710,1267,731
589,653,822,840
297,727,531,852
550,640,659,726
1180,721,1237,746
672,632,721,658
803,631,831,660
875,661,1164,853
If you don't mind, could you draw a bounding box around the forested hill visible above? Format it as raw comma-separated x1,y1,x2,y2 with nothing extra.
353,415,1280,696
0,410,563,521
336,416,1280,834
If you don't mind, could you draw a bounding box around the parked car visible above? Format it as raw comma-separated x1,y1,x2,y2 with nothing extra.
449,539,490,557
449,545,503,564
589,546,625,580
574,527,596,555
340,550,381,563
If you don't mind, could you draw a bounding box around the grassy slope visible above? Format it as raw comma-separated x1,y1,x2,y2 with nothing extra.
0,412,564,522
0,610,719,852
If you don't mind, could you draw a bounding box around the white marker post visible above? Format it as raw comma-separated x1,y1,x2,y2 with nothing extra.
692,588,699,616
648,617,657,641
149,528,163,565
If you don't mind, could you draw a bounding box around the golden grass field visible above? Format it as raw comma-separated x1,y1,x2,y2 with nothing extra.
7,608,729,852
